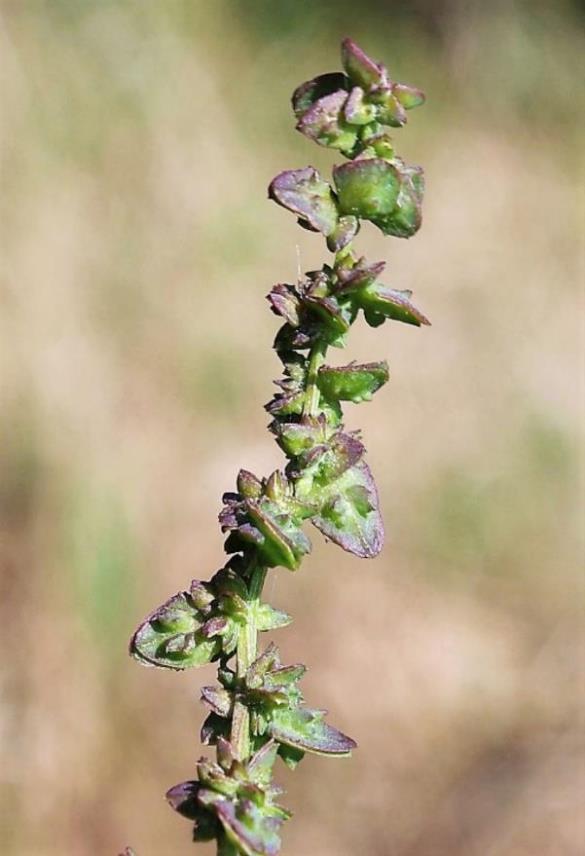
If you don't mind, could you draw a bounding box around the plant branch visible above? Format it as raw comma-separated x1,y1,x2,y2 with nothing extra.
129,37,429,856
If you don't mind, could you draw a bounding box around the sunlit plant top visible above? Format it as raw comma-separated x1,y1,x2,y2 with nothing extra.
126,38,428,856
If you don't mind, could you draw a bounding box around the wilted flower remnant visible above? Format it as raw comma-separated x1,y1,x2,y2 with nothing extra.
128,38,428,855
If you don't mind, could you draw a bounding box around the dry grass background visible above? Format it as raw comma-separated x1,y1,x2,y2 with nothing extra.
0,1,583,854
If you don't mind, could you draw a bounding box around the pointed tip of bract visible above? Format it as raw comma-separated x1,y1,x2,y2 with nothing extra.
342,38,388,90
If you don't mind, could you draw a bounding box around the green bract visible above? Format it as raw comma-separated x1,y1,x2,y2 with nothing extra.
317,360,389,402
334,158,400,219
128,38,429,856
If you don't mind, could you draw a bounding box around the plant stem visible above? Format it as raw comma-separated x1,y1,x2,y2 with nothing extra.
218,835,239,856
231,562,267,761
304,339,327,418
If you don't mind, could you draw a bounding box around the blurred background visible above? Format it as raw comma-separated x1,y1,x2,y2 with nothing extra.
1,1,583,854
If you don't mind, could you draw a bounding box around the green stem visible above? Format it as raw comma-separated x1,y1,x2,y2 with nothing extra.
230,562,267,762
302,246,353,419
303,339,327,418
218,834,239,856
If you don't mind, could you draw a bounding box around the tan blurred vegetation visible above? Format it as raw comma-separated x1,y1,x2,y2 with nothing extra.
1,1,583,854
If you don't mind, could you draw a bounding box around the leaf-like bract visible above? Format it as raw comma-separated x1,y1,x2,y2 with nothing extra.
269,168,338,235
312,461,384,558
270,708,356,756
318,361,389,403
130,592,222,670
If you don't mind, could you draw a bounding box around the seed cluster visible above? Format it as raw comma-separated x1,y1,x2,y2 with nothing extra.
129,38,428,856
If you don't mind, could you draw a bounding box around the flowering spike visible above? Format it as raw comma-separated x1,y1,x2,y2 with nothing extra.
128,38,429,855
